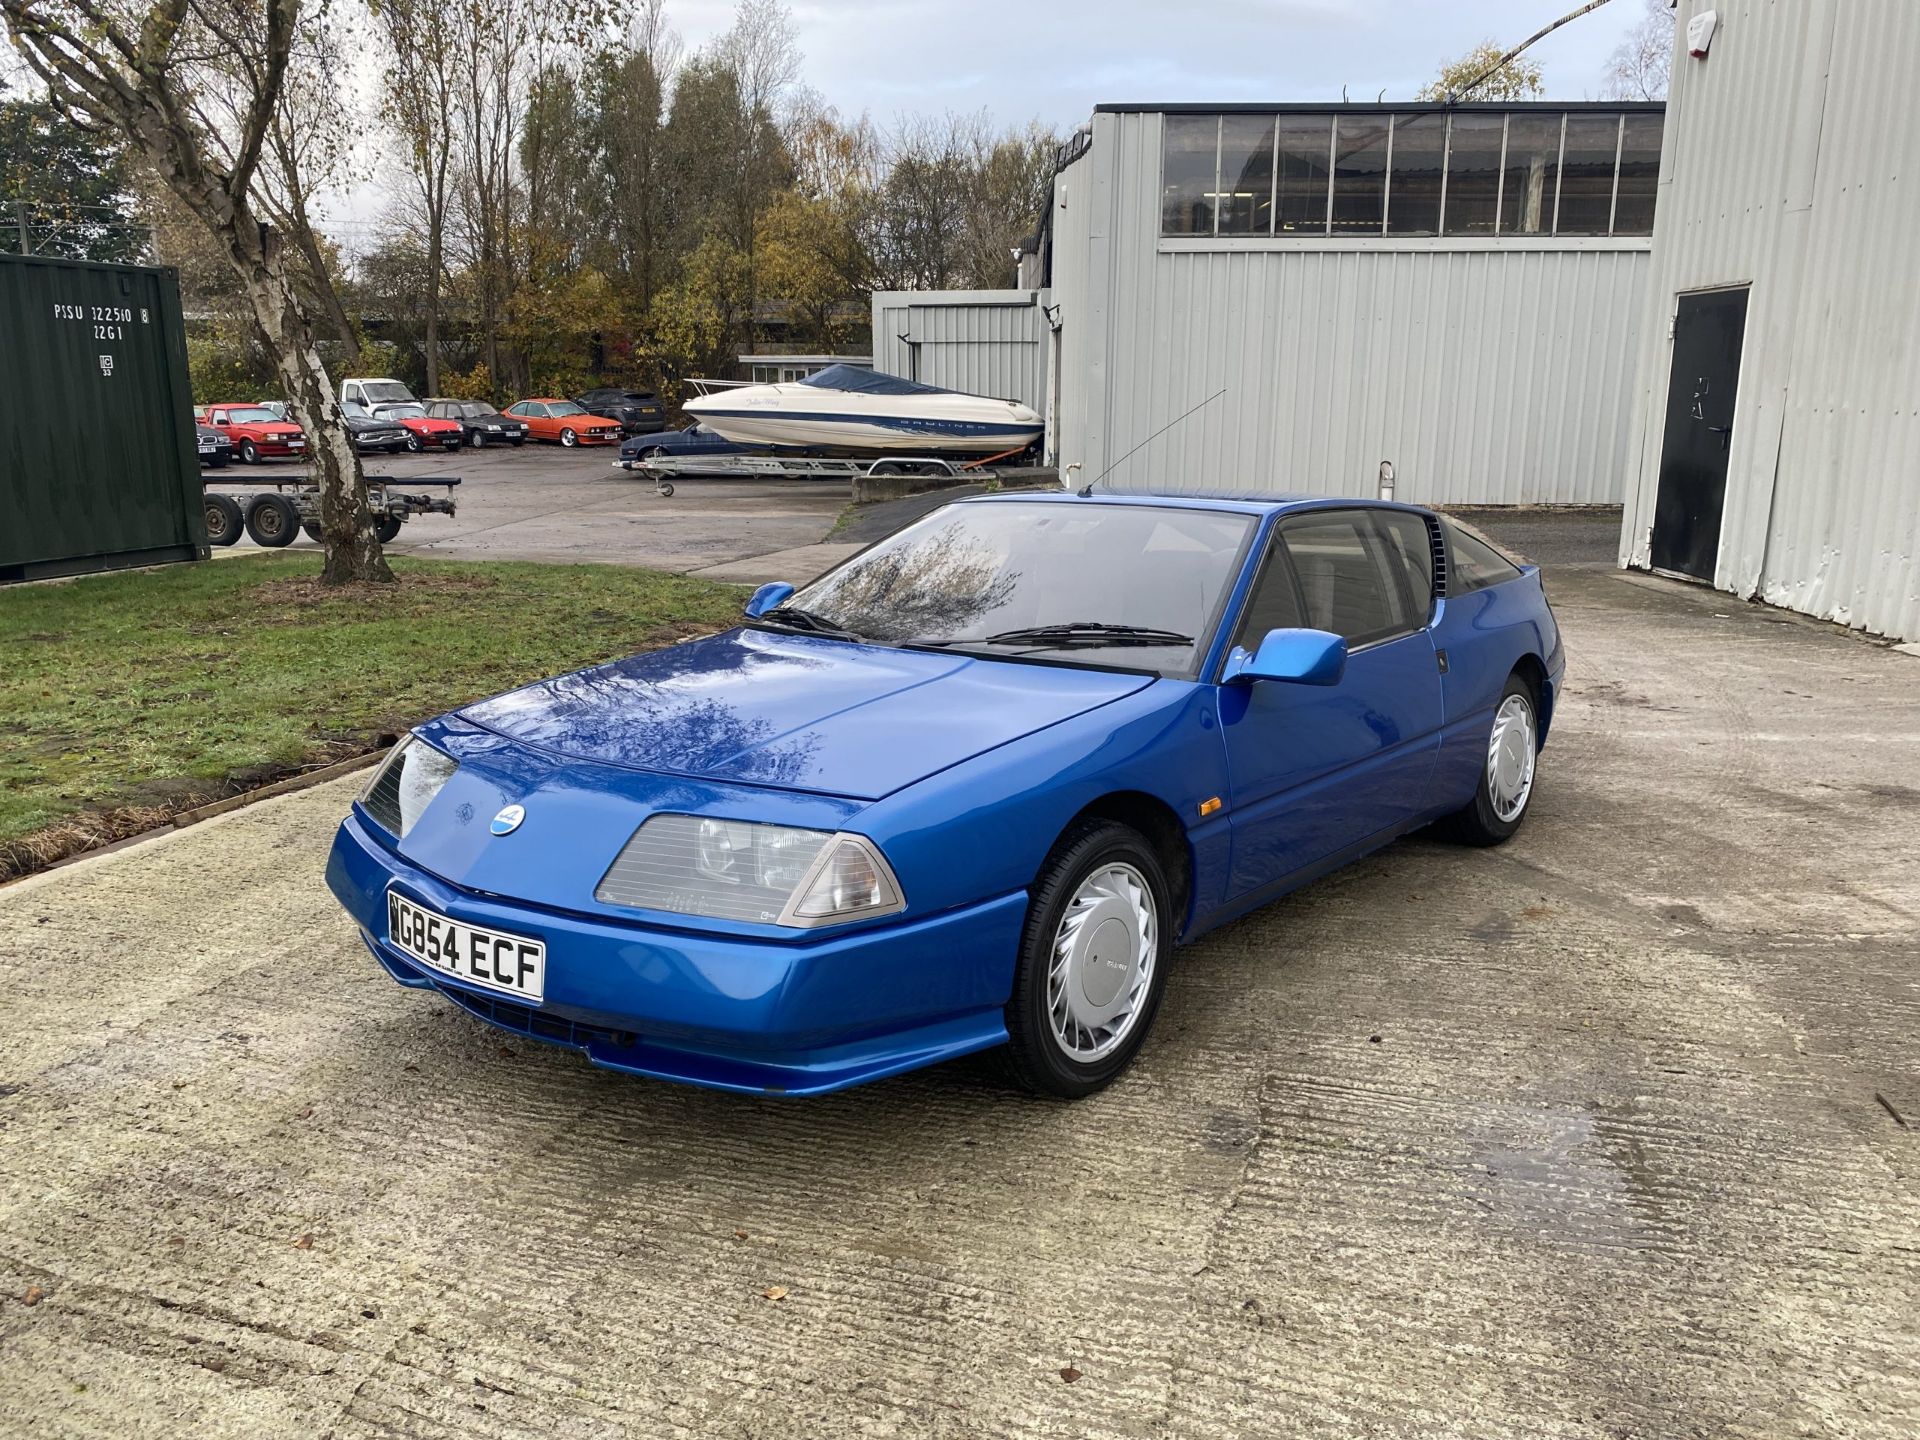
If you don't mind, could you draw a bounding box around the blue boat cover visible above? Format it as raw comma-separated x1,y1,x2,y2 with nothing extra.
797,364,953,397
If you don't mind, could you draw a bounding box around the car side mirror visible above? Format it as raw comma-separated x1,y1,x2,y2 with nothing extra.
744,581,795,619
1224,627,1347,686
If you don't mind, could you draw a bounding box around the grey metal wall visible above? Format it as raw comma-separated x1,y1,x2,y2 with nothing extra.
1049,109,1653,505
870,290,1048,410
1619,0,1920,642
0,254,206,582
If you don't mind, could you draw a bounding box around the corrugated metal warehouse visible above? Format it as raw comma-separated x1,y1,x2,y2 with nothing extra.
870,290,1048,414
1046,101,1665,504
1619,0,1920,643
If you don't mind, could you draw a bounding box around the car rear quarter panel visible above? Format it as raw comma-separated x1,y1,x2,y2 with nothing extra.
1430,570,1561,812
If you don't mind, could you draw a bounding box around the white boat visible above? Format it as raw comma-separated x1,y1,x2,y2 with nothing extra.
682,365,1042,456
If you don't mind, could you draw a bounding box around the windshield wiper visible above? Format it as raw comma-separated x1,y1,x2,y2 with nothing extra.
964,622,1196,649
756,605,863,642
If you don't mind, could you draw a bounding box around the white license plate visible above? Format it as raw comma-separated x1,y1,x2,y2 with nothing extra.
387,890,546,1001
289,440,305,449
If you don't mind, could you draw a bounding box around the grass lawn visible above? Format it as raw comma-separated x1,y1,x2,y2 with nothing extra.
0,554,742,876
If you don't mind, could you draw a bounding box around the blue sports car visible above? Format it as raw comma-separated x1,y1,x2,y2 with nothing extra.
327,493,1562,1097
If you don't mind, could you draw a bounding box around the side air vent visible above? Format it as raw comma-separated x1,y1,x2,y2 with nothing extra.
1426,518,1450,598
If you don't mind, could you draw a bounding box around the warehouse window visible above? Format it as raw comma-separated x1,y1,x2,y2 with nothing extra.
1386,114,1446,235
1159,108,1662,239
1444,113,1506,235
1216,115,1277,235
1161,115,1219,236
1275,115,1334,232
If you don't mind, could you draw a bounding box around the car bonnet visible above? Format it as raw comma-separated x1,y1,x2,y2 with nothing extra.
455,626,1157,801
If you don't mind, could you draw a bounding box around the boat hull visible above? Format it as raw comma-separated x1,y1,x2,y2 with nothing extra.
685,381,1042,455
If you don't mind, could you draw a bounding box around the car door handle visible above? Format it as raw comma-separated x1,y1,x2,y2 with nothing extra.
1435,648,1449,674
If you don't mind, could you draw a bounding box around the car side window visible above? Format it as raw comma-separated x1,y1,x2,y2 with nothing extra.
1277,511,1414,647
1442,519,1523,594
1231,541,1308,651
1370,511,1436,623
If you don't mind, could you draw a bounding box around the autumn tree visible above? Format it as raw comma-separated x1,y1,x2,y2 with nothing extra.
1603,0,1675,101
1416,40,1547,102
3,0,391,582
0,91,144,259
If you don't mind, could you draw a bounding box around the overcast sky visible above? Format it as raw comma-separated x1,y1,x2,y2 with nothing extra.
678,0,1649,129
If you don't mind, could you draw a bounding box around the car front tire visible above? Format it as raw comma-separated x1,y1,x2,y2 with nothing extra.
239,438,259,464
405,434,422,453
560,427,578,447
1439,671,1540,846
995,819,1173,1098
469,430,486,448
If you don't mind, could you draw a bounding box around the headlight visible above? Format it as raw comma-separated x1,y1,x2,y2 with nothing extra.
360,735,458,838
595,815,904,927
485,424,501,431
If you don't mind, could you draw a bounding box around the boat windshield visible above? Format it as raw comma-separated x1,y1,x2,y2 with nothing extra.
796,364,952,397
786,500,1254,676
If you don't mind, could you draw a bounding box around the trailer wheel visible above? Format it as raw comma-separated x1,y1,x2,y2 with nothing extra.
870,460,906,476
655,481,675,498
301,522,324,542
374,514,403,544
245,494,299,548
203,493,243,547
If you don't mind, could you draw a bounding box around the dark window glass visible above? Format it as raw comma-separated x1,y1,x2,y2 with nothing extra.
1386,114,1445,235
793,501,1256,676
1217,115,1276,235
1371,512,1436,620
1275,114,1333,232
1613,111,1663,234
1443,113,1505,235
1279,512,1410,646
1232,546,1307,650
1161,115,1218,236
1329,116,1390,235
1501,113,1562,235
1443,519,1523,593
1557,112,1621,234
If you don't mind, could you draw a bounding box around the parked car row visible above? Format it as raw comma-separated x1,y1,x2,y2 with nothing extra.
191,379,671,468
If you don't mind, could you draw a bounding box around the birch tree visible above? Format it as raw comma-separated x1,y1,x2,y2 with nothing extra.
3,0,393,582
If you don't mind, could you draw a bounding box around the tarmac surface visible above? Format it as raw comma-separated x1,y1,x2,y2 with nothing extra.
210,445,860,583
3,520,1919,1437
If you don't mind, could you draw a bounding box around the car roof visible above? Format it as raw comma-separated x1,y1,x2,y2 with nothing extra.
948,490,1437,520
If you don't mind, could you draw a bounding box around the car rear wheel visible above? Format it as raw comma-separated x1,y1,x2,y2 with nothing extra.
245,494,299,548
203,494,243,547
239,438,259,464
995,819,1172,1098
560,427,578,447
1439,672,1539,846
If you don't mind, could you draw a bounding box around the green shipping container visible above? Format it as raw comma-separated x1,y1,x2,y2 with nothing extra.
0,252,208,583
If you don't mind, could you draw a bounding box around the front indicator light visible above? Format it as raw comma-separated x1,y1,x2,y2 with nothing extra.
596,815,905,927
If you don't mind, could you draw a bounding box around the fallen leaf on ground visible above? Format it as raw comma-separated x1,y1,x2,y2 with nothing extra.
762,1286,788,1302
734,1230,749,1241
1059,1366,1082,1383
296,1106,313,1120
22,1286,46,1307
292,1233,313,1250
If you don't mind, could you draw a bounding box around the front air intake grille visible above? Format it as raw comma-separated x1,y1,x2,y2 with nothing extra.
438,984,636,1051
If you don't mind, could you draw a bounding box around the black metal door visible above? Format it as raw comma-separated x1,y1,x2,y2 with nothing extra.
1651,288,1748,580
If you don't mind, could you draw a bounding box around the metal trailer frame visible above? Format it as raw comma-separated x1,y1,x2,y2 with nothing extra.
199,473,459,549
612,452,1017,497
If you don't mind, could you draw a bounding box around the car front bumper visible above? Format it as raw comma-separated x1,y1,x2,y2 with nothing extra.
326,812,1023,1095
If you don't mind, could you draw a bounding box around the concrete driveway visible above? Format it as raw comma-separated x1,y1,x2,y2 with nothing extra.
3,549,1918,1437
210,445,861,582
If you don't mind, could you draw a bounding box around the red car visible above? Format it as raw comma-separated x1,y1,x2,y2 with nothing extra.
202,404,307,463
505,398,623,446
372,402,465,453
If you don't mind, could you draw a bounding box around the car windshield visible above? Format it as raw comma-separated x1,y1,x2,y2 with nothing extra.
225,406,279,423
342,400,371,418
361,382,413,404
462,403,499,417
548,402,587,416
786,501,1254,675
380,403,427,419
